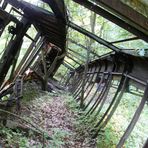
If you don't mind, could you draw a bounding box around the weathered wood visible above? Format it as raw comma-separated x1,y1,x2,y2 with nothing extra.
9,40,22,81
41,48,48,91
73,0,148,42
69,22,121,52
15,32,41,74
16,37,44,77
111,37,139,44
117,83,148,148
0,17,30,86
93,0,148,32
68,39,99,58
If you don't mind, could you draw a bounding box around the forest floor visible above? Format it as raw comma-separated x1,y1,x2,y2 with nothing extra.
0,81,96,148
1,81,147,148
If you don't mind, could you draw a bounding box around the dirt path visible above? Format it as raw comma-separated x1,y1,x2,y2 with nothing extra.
18,92,96,148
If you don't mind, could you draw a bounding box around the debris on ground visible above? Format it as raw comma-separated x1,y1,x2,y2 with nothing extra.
0,81,97,148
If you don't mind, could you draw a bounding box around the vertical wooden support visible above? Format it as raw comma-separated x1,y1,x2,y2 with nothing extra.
94,74,112,117
9,40,23,81
0,17,30,87
143,139,148,148
95,74,126,129
117,82,148,148
83,65,101,103
13,75,23,111
41,48,48,91
15,32,41,74
84,73,105,110
92,75,128,139
86,73,110,115
76,67,96,101
89,73,112,115
80,40,91,107
16,37,44,77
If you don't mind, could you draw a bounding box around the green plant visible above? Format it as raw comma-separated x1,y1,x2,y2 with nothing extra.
0,126,30,147
46,128,70,148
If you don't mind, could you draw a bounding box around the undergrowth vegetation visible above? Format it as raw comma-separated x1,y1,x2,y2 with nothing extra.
95,92,148,148
0,88,147,148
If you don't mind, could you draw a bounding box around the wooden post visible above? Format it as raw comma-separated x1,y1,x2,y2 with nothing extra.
0,17,30,87
41,48,48,91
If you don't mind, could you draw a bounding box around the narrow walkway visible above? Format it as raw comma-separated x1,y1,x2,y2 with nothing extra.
18,91,96,148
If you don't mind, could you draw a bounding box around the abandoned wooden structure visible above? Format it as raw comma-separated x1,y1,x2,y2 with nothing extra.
0,0,147,147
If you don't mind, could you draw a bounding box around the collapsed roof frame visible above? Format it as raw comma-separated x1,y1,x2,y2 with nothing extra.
73,0,148,42
62,1,148,147
0,0,67,93
0,0,147,147
62,0,147,72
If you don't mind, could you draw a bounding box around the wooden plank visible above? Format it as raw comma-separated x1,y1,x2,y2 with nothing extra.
15,32,41,74
117,83,148,148
69,22,121,52
93,0,148,32
73,0,148,42
0,17,30,86
68,38,99,58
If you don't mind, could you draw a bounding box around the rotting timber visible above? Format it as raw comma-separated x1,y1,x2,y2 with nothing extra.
0,0,67,93
0,0,147,148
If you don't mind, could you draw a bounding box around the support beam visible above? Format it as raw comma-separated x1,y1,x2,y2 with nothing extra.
15,32,41,74
66,54,81,65
72,0,148,42
0,17,30,86
69,21,121,52
68,38,99,57
111,37,139,44
93,0,148,33
68,48,86,59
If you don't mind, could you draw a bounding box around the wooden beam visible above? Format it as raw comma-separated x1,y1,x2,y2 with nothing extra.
93,0,148,33
111,37,139,44
69,21,121,52
72,0,148,42
68,38,99,57
66,54,81,65
15,32,41,74
0,17,30,86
